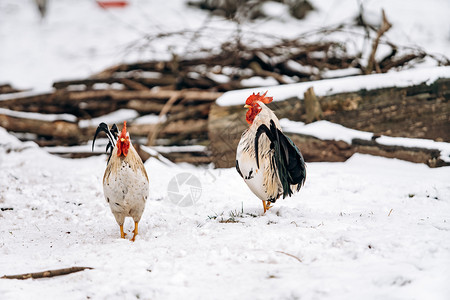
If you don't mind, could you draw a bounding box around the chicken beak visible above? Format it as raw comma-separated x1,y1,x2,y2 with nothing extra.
244,104,251,108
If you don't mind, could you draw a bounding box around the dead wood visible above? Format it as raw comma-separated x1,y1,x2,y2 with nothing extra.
0,114,81,143
0,92,54,108
147,92,181,145
380,53,425,72
165,103,211,122
304,87,323,123
249,62,289,84
365,9,392,74
0,84,23,94
1,267,93,280
118,78,151,91
208,78,450,168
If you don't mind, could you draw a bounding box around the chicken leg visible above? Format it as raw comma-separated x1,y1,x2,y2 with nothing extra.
262,200,273,213
120,225,127,239
131,222,139,242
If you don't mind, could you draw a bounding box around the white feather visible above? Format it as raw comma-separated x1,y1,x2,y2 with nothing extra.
236,102,282,202
103,143,149,226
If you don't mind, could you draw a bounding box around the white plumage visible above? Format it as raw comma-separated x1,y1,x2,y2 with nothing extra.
103,143,149,239
93,121,149,241
236,93,306,213
236,102,282,202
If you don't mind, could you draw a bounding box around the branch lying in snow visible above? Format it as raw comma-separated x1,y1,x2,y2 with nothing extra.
276,251,303,263
1,267,93,280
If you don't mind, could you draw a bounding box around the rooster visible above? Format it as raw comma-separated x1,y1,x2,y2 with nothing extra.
236,92,306,213
93,121,149,241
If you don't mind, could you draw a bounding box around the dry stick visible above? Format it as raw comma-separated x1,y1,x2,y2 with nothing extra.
147,91,181,146
1,267,93,280
118,78,151,91
366,9,392,74
275,251,303,263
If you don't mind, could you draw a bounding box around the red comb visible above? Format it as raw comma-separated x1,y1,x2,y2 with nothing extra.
245,91,273,106
119,121,127,138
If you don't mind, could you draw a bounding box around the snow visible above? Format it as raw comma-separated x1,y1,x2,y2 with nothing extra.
216,66,450,106
241,76,279,87
1,127,449,299
280,119,373,144
45,139,109,154
285,60,319,76
280,119,450,163
0,90,52,102
151,145,207,153
78,108,139,128
133,114,166,125
0,108,77,123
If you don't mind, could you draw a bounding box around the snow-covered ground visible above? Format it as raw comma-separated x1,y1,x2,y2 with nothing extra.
1,127,449,299
1,1,450,299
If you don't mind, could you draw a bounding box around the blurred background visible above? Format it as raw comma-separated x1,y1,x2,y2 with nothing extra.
0,0,449,166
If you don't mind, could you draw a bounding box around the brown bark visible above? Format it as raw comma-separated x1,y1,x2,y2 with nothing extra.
0,114,81,142
208,78,450,168
304,87,323,123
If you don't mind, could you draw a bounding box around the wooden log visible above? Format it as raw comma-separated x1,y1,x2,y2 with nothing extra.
288,134,447,167
126,100,184,114
165,103,211,122
0,114,81,143
352,138,446,167
91,62,169,78
208,78,450,168
53,76,177,91
0,92,54,108
320,79,450,141
160,119,208,135
0,84,23,94
57,89,222,103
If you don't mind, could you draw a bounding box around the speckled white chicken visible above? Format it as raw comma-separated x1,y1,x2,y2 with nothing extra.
93,121,149,241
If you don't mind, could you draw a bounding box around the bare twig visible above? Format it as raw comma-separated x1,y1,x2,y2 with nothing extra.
275,251,303,263
1,267,93,280
147,91,181,146
366,9,392,74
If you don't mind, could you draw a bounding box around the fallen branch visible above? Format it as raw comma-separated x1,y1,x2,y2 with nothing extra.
365,9,392,74
275,251,303,263
1,267,93,280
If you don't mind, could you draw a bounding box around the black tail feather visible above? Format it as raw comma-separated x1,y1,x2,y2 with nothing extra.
255,124,273,169
254,120,306,198
110,123,119,139
92,122,118,163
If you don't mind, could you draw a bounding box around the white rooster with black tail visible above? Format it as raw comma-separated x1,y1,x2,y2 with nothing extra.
93,121,149,241
236,92,306,213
